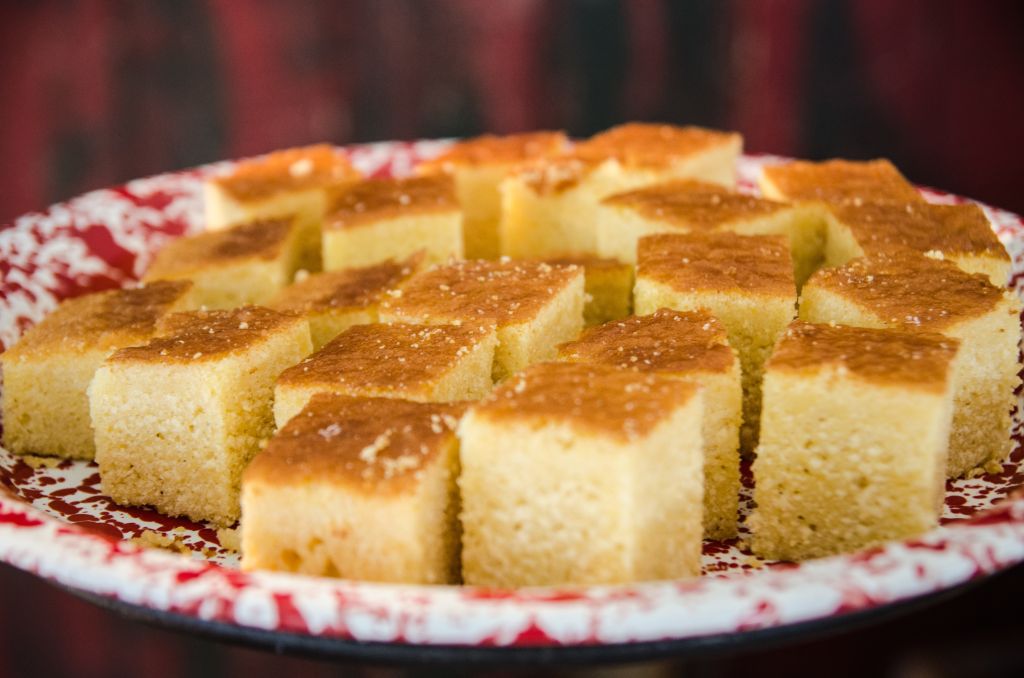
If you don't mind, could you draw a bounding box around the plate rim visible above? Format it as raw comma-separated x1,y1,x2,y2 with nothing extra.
1,143,1024,651
59,571,994,664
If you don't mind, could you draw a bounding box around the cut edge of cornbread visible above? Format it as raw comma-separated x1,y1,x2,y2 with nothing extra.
498,159,632,258
90,309,312,525
0,281,198,460
458,363,704,586
242,395,464,583
204,181,326,234
417,131,570,259
556,309,741,539
634,233,797,453
323,175,464,270
749,322,960,561
144,218,307,309
323,212,463,270
542,257,633,326
635,279,794,455
489,271,585,381
799,277,1021,478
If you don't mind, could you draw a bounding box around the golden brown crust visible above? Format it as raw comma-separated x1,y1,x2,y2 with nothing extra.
827,201,1008,260
269,254,423,314
762,158,922,204
418,131,568,170
325,175,458,230
109,306,303,363
604,179,790,228
768,321,959,393
276,322,494,395
806,251,1006,330
575,123,740,169
558,308,735,375
246,394,466,491
211,144,360,202
637,232,795,297
381,259,583,326
471,361,699,442
145,218,295,280
3,280,194,357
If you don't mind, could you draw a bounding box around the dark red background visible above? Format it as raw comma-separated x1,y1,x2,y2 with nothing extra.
2,0,1024,224
1,1,1023,675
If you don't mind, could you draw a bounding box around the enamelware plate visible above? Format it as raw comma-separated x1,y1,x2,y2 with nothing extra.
1,141,1023,660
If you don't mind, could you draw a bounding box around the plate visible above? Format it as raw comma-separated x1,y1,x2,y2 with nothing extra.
1,141,1024,658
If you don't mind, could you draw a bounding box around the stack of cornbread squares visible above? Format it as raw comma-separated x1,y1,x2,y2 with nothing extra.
2,126,1020,584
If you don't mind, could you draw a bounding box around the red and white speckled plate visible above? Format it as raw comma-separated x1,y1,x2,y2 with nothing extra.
1,141,1024,658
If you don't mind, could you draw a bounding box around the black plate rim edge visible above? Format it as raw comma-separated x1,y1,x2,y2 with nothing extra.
54,566,1008,667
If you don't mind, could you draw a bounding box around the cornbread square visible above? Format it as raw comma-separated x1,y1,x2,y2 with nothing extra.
800,252,1021,477
144,217,305,309
89,307,312,525
0,281,196,460
576,123,742,187
634,232,796,452
274,322,497,427
557,309,742,539
459,362,704,586
750,322,959,561
597,179,822,285
322,175,463,270
242,395,464,584
379,259,585,381
205,144,361,228
500,123,742,258
758,158,922,205
822,201,1010,286
545,256,633,326
204,144,362,271
417,132,569,259
268,253,423,349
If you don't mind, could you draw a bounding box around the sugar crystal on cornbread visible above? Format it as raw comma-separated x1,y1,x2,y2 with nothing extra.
544,256,633,326
379,259,584,381
500,123,742,258
322,175,462,270
800,251,1021,477
144,217,305,309
89,306,312,525
273,322,496,427
417,132,569,259
269,253,423,349
597,179,822,285
242,394,464,583
557,309,741,539
1,281,196,460
634,232,796,452
458,362,704,586
759,158,922,205
821,201,1010,286
750,322,960,561
204,144,361,270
